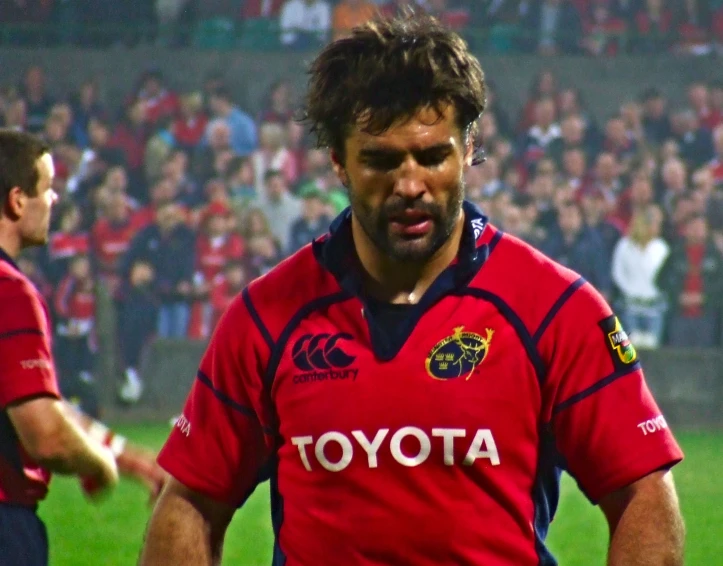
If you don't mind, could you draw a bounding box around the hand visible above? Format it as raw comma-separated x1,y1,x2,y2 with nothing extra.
117,444,168,505
81,446,120,503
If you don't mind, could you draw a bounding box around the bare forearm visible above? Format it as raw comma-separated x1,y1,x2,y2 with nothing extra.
607,485,685,566
139,485,230,566
39,405,115,477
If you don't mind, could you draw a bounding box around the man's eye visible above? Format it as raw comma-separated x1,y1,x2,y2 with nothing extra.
417,151,448,167
365,156,401,171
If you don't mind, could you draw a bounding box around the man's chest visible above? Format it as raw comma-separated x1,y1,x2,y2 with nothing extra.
269,297,543,472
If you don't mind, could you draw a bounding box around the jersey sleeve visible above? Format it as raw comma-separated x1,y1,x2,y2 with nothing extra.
157,292,273,506
0,280,60,408
540,282,683,503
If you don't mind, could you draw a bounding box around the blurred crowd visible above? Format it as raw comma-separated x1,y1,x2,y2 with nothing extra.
5,0,723,56
3,52,723,406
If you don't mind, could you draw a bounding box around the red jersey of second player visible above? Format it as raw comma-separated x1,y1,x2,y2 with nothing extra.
0,248,61,506
159,202,683,566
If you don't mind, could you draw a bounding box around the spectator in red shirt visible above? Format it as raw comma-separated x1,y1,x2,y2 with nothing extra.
258,80,295,125
53,254,99,417
687,81,721,131
632,0,673,54
109,101,149,184
195,202,246,285
517,70,558,134
91,192,142,298
172,92,207,152
134,177,181,229
209,260,252,331
131,70,180,126
45,202,89,283
581,1,626,57
242,0,285,18
658,214,723,347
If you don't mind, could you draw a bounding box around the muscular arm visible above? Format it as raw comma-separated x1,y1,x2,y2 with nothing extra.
63,401,167,501
7,396,118,482
138,477,236,566
599,470,685,566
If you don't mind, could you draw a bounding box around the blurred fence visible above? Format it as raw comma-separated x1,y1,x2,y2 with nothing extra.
99,337,723,429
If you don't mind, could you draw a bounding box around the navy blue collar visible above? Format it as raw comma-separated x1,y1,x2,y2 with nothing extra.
0,247,20,273
313,200,489,298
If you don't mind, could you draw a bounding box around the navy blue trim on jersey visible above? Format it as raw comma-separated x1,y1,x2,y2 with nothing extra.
0,328,44,341
270,457,287,566
0,247,20,272
551,362,642,416
454,288,547,384
196,370,274,435
487,229,504,254
0,412,23,475
531,425,564,566
263,292,353,388
242,287,275,351
532,277,586,345
313,201,491,361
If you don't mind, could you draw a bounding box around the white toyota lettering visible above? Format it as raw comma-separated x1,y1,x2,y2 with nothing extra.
637,415,668,436
291,427,500,471
20,358,52,370
175,414,192,437
315,431,353,472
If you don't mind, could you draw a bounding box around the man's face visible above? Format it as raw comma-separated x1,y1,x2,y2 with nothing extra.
18,153,58,248
606,118,626,145
266,175,286,200
563,149,585,178
686,217,708,244
596,154,617,183
336,105,470,263
558,204,582,236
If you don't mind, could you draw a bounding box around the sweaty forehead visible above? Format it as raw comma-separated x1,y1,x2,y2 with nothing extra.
350,106,462,151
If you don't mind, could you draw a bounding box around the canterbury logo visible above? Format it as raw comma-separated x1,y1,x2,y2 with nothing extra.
291,333,356,371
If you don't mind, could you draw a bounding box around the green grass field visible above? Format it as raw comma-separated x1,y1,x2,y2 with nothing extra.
39,425,722,565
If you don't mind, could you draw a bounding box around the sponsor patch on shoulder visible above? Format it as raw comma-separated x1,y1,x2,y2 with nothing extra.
598,315,637,368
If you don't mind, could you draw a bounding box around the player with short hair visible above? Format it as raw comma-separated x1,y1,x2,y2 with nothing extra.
140,15,684,566
0,129,166,565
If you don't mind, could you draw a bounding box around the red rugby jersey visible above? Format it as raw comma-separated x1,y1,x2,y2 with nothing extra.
0,248,61,506
158,202,683,566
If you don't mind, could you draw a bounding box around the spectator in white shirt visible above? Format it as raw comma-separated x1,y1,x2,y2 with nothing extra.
611,205,670,349
252,169,303,254
280,0,331,49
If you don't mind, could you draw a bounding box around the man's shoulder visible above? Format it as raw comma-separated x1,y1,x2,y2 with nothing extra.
245,243,340,324
0,267,47,326
472,230,584,334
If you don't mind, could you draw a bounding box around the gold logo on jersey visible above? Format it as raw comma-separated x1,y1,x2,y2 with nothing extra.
425,326,494,381
599,315,637,366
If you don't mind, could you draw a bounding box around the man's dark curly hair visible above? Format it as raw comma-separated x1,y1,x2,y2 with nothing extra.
301,13,487,164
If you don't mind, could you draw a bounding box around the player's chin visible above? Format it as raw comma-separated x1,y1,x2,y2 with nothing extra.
386,235,439,262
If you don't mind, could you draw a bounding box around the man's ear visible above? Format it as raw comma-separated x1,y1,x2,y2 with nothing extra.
464,134,475,167
5,186,26,219
331,150,349,188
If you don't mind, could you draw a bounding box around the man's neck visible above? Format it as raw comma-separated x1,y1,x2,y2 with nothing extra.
352,212,465,304
0,223,22,259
